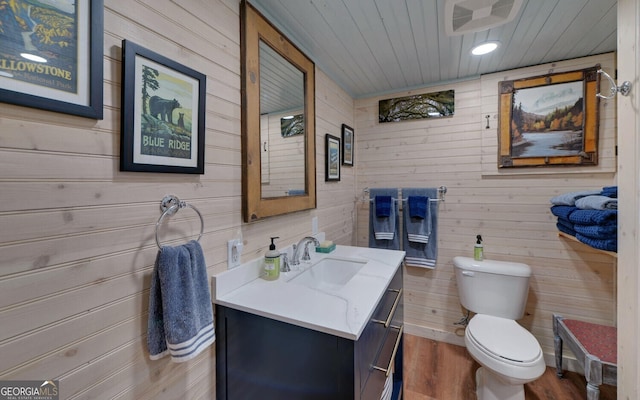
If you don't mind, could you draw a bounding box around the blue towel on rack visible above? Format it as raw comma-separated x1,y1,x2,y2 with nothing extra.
402,188,438,268
404,195,431,243
376,196,392,217
408,196,428,219
369,189,400,250
575,195,617,210
147,240,215,363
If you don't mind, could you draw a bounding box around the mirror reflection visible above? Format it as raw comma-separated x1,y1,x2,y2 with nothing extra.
259,41,306,198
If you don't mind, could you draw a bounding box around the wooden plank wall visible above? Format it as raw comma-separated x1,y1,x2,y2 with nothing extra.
354,53,617,367
0,1,355,399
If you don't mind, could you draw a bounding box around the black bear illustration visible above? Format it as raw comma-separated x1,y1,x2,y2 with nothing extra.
177,113,185,129
149,96,181,124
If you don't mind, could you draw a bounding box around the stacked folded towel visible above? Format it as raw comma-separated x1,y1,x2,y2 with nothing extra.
575,195,617,210
550,186,618,252
600,186,617,198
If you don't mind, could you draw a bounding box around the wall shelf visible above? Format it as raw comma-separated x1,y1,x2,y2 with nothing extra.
558,232,617,258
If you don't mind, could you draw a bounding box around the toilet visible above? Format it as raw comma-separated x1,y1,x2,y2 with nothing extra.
453,256,546,400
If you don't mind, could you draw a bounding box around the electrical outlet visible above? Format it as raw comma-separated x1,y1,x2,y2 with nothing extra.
312,216,318,234
227,239,243,269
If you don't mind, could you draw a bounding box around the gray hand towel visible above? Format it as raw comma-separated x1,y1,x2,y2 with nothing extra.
402,188,439,269
404,195,431,243
147,240,215,362
369,188,400,250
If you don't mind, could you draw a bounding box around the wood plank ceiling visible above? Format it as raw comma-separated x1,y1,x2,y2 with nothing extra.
249,0,617,99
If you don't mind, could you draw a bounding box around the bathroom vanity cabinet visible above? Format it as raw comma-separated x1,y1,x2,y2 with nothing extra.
215,267,403,400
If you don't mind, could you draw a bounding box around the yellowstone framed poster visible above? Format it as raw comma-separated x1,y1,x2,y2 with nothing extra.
497,66,600,168
120,40,206,174
0,0,103,119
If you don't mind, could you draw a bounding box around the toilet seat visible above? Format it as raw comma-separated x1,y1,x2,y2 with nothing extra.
467,314,541,364
465,314,546,383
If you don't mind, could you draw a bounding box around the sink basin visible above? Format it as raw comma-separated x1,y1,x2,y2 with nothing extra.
289,257,367,291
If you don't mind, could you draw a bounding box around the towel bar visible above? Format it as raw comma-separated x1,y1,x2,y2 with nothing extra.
363,186,447,202
155,195,204,249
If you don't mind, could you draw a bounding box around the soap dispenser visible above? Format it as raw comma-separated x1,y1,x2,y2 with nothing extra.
263,236,280,280
474,234,483,261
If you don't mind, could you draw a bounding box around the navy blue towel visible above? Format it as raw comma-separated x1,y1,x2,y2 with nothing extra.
408,196,428,219
550,205,578,220
375,196,392,217
556,221,577,237
573,224,617,239
576,233,617,252
568,209,617,226
556,217,575,233
600,186,617,198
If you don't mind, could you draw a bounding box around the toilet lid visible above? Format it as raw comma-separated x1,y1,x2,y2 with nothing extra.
467,314,541,363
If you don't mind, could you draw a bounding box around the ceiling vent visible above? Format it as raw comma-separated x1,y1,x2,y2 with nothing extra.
444,0,523,36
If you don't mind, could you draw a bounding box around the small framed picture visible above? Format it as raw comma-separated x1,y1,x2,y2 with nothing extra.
120,40,206,174
325,134,340,182
341,124,354,166
0,0,104,119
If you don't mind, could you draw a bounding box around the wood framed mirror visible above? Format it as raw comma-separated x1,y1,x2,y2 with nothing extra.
241,0,316,222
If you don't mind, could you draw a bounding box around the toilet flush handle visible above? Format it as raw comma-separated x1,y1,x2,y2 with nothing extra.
462,270,475,277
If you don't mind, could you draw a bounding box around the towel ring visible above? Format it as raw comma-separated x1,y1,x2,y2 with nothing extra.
155,195,204,249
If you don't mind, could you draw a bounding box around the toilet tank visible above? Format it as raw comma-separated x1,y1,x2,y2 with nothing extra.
453,256,532,320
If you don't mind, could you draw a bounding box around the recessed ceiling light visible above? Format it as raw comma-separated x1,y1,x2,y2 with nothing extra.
471,41,499,56
20,53,47,63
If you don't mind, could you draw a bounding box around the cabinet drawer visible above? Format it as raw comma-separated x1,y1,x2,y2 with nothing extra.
358,267,403,394
363,324,403,400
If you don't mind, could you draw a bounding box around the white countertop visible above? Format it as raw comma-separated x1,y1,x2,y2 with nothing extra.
212,245,405,340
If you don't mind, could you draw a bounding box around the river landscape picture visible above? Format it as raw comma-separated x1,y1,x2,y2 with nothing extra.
510,80,584,158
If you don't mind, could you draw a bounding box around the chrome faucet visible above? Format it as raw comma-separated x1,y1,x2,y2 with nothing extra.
280,252,290,272
291,236,320,265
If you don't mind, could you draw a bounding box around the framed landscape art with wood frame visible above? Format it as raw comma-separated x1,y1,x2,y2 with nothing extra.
497,66,600,168
120,40,206,174
0,0,104,119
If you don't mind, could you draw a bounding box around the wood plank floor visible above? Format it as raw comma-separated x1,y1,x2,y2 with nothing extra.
403,334,616,400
